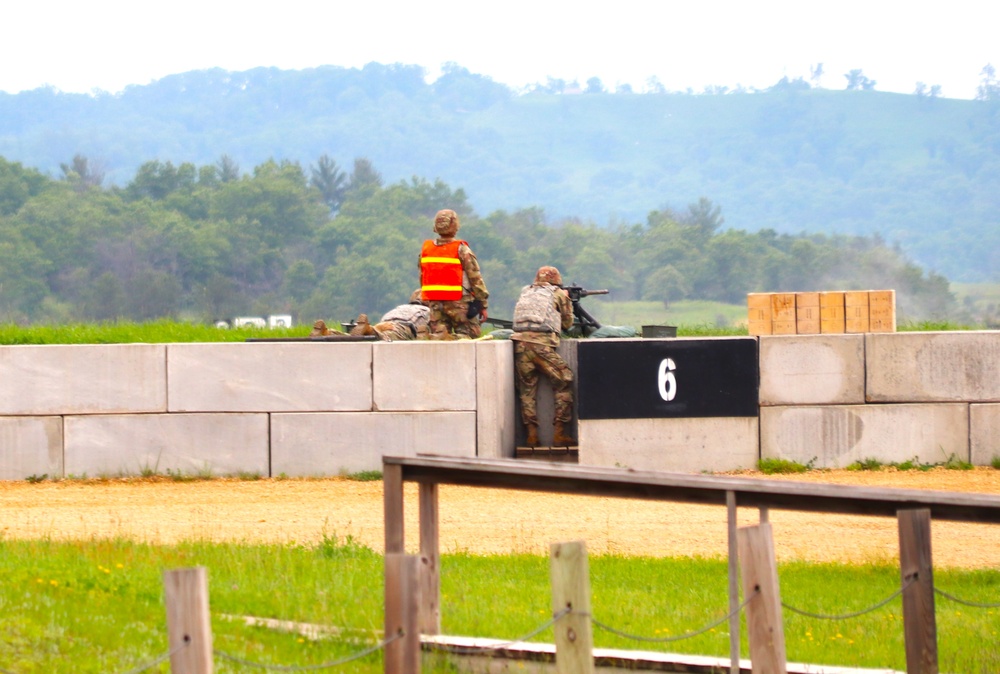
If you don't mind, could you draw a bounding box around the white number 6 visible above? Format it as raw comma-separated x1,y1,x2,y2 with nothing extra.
658,358,677,402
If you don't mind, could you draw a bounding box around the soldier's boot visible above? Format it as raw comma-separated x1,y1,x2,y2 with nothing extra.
524,425,539,448
552,422,576,448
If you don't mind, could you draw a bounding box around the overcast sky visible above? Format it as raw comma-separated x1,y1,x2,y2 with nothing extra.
3,1,997,99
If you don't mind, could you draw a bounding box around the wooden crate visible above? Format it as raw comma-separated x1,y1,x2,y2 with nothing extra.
845,291,870,333
747,293,772,336
869,290,897,332
770,293,797,335
795,292,820,335
820,291,846,333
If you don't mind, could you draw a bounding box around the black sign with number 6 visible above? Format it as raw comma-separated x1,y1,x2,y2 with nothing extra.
576,338,759,419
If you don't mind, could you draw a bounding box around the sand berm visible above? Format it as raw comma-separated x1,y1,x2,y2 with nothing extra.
2,468,999,568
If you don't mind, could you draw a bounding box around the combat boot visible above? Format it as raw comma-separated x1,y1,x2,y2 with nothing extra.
552,422,576,448
524,424,539,448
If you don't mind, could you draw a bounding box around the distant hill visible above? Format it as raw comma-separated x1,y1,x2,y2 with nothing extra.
1,63,998,281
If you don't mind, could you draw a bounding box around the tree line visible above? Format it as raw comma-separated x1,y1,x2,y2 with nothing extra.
2,63,999,284
0,154,955,326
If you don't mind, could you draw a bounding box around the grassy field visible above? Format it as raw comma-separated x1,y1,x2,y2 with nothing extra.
6,292,1000,345
1,535,998,673
590,298,748,332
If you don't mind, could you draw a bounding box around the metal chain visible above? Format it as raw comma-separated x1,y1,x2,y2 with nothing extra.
0,641,188,674
935,587,1000,608
117,641,189,674
213,632,401,671
425,607,572,655
588,589,759,643
781,577,914,620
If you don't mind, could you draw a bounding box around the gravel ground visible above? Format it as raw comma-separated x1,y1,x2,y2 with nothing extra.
2,468,999,568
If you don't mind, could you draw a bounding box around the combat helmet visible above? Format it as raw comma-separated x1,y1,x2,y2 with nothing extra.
433,209,460,237
534,266,563,285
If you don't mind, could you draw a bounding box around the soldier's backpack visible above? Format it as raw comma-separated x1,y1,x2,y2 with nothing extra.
513,284,561,333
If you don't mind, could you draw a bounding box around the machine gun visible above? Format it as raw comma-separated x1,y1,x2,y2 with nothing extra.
483,285,609,336
563,285,609,337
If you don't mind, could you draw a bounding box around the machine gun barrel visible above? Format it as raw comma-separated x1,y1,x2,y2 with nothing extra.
562,285,609,336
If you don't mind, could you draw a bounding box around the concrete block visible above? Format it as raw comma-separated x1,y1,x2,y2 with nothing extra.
578,417,759,472
761,404,969,468
373,341,476,411
64,413,269,477
476,340,516,459
971,404,1000,465
168,343,372,412
866,331,1000,402
271,411,476,476
0,416,63,480
0,344,166,415
759,334,865,406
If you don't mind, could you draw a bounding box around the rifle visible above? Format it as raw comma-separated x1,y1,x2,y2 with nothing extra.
483,285,609,336
562,285,609,337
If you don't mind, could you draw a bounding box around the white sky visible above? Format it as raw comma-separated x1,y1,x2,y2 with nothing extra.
3,1,998,99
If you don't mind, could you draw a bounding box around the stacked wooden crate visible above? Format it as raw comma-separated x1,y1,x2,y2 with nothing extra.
747,290,895,336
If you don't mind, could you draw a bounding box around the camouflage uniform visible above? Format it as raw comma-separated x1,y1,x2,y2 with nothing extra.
420,210,489,340
510,271,575,426
374,302,431,341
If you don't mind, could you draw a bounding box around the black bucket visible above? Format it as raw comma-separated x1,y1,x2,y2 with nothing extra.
641,325,678,338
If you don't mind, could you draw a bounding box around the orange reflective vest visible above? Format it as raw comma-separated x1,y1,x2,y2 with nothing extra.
420,239,467,300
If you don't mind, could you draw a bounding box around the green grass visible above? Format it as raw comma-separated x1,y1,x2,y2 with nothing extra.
1,538,998,672
596,299,748,334
0,319,314,345
846,454,977,472
6,305,998,346
757,458,814,474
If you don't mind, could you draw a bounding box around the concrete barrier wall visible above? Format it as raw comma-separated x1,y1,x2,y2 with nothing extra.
759,331,1000,469
0,341,506,480
1,331,998,479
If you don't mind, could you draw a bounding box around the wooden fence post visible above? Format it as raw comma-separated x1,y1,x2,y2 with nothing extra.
384,553,421,674
898,508,938,674
419,481,441,635
550,540,594,674
383,463,404,555
163,566,213,674
738,523,787,674
727,491,741,674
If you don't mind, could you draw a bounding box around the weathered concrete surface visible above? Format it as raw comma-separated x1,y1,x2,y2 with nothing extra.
0,416,63,480
578,417,759,472
64,413,269,477
167,342,373,412
271,411,476,475
759,334,865,406
373,341,477,411
476,341,517,459
761,403,969,468
0,344,166,415
866,331,1000,402
971,403,1000,466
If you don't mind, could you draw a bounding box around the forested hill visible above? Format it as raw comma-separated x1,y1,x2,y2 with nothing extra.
1,63,998,282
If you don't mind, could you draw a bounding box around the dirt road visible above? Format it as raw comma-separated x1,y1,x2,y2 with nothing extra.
2,468,999,568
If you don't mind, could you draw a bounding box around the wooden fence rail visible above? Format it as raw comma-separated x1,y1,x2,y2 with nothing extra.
382,455,1000,674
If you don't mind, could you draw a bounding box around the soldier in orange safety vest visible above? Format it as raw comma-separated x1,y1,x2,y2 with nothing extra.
419,209,489,339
